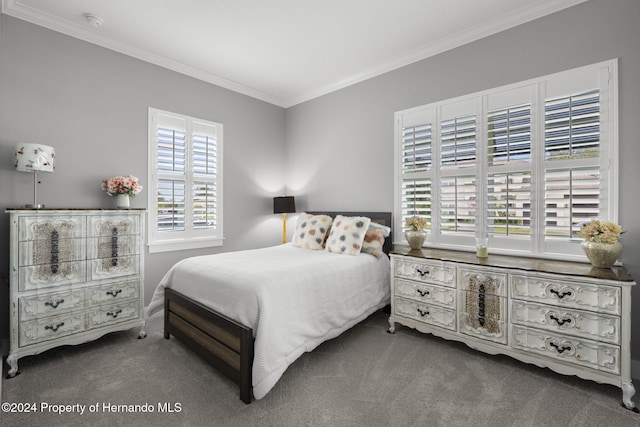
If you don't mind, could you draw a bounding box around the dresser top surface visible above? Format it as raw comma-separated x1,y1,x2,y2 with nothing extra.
392,245,634,283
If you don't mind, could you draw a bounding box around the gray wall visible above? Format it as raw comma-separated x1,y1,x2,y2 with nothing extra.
2,0,640,374
0,16,287,349
286,0,640,372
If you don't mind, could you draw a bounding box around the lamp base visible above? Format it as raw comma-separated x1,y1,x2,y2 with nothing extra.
24,203,45,209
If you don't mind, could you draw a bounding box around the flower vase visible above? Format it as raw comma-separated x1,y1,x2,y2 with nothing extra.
116,194,130,209
405,230,427,250
581,240,622,268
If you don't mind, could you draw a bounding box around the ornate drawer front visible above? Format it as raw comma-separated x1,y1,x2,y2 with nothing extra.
511,301,620,345
86,280,140,306
19,289,85,321
459,268,507,297
394,278,456,309
19,238,85,267
87,301,140,328
393,259,455,288
19,261,86,292
88,255,139,281
394,297,456,331
18,216,85,241
88,215,140,237
19,312,86,347
87,235,139,260
511,325,620,375
511,275,621,316
459,291,507,344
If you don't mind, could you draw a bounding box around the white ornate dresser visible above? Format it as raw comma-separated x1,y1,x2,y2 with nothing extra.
6,208,146,377
389,246,636,411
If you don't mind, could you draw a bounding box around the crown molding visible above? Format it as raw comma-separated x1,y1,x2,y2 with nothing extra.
281,0,589,107
3,0,588,109
1,0,286,107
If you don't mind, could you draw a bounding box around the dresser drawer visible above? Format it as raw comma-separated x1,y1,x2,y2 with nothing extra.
88,255,140,281
394,297,456,331
19,289,85,321
86,280,140,306
511,325,620,375
393,259,455,288
88,215,140,237
511,300,620,345
87,301,140,328
459,292,508,345
394,278,456,309
18,216,85,241
459,268,507,297
19,238,85,267
19,312,86,347
19,261,86,291
87,235,139,261
511,274,621,315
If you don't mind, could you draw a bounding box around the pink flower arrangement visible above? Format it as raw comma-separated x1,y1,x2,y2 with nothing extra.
101,175,142,197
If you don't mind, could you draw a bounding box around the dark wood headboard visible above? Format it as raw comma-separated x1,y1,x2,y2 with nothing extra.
307,211,393,254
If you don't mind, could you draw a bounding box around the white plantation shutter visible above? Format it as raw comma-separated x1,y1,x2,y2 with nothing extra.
148,108,223,253
394,60,617,259
487,172,531,237
398,108,435,234
440,175,476,234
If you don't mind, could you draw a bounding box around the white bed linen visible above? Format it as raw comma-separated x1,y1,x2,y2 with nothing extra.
146,244,390,400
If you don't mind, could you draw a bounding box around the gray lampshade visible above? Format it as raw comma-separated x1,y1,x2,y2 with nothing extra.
273,196,296,214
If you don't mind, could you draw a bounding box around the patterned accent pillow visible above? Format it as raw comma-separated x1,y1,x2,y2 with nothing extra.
292,213,333,250
362,229,385,257
368,221,391,237
325,215,371,255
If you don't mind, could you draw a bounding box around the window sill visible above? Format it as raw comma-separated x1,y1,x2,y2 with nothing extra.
147,237,224,253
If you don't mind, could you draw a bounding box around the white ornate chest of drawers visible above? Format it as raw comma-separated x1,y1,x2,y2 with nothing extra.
388,246,636,411
6,208,146,377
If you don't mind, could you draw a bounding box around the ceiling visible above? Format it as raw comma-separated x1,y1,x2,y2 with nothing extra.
2,0,587,107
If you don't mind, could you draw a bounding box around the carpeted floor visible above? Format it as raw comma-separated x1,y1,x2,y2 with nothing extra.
1,310,638,427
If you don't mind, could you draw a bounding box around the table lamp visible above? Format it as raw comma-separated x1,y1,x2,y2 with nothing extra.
14,143,56,209
273,196,296,244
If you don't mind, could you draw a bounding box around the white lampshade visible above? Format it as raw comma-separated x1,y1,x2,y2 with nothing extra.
14,143,56,173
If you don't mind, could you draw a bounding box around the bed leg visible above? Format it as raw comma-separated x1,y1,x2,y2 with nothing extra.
137,320,147,339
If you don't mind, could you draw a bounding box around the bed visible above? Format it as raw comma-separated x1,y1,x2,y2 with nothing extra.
145,211,392,403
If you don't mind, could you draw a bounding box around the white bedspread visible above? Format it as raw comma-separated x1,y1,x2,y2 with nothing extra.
146,244,390,400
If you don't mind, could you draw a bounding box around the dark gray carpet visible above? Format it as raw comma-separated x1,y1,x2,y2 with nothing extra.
1,310,638,427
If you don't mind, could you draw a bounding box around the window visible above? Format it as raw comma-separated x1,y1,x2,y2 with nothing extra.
148,108,223,253
394,59,617,259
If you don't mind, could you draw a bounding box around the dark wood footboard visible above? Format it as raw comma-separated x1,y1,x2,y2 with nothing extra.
164,288,254,403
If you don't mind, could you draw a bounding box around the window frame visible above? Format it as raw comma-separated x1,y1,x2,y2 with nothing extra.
394,59,618,261
147,107,224,253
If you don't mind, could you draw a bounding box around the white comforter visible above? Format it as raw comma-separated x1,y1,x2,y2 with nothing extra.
146,244,390,400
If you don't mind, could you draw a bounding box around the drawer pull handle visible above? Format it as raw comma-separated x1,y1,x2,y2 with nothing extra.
106,289,122,297
111,227,119,267
107,309,123,318
549,342,572,354
550,315,572,326
45,299,65,309
416,268,430,277
549,289,572,299
45,322,65,332
417,289,430,297
50,230,59,274
417,308,430,317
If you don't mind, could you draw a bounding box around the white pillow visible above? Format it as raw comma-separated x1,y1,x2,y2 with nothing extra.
325,215,371,255
292,213,333,250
